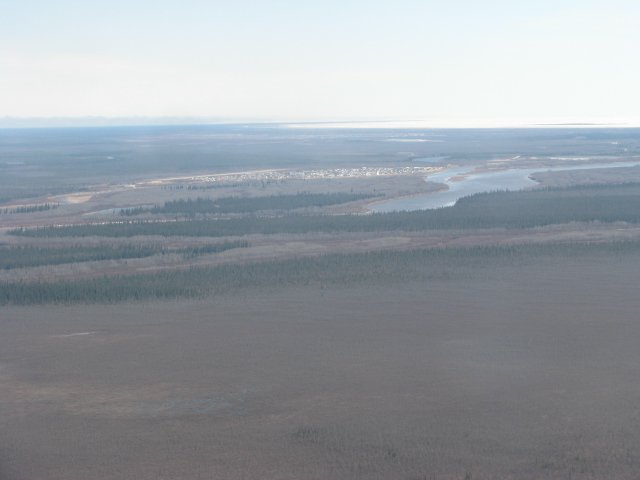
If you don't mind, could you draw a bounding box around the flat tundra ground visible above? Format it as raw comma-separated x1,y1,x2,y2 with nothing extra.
3,252,640,479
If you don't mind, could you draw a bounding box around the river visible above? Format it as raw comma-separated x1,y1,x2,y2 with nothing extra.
370,161,640,212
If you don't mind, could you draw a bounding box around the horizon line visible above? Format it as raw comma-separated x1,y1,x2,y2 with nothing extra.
2,116,640,130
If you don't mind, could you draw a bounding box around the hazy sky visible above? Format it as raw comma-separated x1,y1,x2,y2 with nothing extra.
1,0,639,124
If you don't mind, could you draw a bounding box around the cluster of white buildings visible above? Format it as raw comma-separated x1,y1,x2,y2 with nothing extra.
189,166,442,184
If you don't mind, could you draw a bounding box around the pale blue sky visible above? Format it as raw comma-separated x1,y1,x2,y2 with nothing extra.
1,0,639,124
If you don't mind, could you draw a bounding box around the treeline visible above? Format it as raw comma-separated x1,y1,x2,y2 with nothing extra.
0,244,160,269
1,203,59,214
175,240,249,259
0,240,248,270
2,240,639,305
11,183,640,238
120,192,380,216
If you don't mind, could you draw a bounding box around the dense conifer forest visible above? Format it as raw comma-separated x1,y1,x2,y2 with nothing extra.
0,241,248,270
2,241,637,305
13,183,640,238
120,192,380,216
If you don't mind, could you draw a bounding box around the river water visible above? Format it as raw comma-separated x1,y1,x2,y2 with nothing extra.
370,161,640,212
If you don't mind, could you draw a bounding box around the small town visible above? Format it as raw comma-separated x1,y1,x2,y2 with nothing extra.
189,165,442,184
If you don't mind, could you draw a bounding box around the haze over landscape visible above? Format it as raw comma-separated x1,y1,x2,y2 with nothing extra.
2,2,640,480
